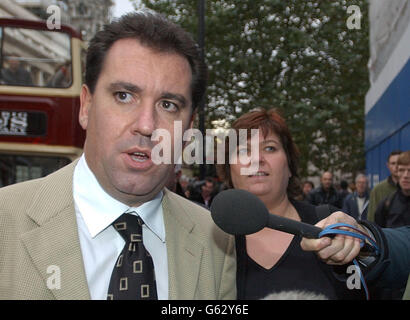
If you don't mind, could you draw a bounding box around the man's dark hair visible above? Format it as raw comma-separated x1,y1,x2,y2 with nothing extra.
388,150,402,161
85,10,207,111
204,176,215,186
303,180,314,189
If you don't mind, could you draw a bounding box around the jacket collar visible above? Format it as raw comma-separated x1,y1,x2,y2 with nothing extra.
387,175,398,188
162,189,204,299
21,160,91,300
21,161,205,300
353,191,369,200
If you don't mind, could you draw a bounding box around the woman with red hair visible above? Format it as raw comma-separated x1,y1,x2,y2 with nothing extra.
217,108,363,300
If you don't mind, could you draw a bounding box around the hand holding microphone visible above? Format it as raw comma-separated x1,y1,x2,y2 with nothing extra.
210,189,377,260
210,189,379,300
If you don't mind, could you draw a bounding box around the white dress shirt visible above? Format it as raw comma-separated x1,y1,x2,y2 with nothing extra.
357,196,365,217
73,154,168,300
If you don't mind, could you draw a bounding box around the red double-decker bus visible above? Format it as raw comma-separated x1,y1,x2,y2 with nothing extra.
0,18,85,187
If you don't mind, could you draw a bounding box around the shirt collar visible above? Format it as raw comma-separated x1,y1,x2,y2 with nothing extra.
125,192,165,242
73,154,165,241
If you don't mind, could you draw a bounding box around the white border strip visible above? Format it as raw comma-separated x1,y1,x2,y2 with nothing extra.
365,21,410,114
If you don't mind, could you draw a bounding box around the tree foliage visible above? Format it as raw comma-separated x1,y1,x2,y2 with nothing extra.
132,0,369,178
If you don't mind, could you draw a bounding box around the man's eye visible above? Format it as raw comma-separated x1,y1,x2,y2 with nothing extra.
160,101,178,112
115,92,133,103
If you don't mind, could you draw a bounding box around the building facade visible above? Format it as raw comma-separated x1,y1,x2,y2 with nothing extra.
1,0,114,41
365,0,410,188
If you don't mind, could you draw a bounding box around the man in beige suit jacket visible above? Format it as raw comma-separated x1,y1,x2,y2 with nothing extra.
0,11,236,300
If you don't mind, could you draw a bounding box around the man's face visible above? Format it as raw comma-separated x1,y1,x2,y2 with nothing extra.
398,164,410,195
202,181,214,196
303,183,313,195
355,176,368,196
79,39,193,206
387,154,400,180
321,172,333,190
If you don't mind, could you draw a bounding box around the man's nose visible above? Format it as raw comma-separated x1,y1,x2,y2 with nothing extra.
130,102,156,137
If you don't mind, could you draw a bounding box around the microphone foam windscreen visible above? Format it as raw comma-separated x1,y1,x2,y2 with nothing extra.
210,189,269,235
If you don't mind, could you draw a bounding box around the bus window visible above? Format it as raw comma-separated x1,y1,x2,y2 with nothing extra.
0,18,85,188
0,154,71,187
0,27,72,88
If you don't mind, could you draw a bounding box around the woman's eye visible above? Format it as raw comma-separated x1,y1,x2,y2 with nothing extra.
115,92,133,103
264,146,276,152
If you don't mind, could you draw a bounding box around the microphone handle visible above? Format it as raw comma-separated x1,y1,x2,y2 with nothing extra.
267,213,378,255
267,213,323,239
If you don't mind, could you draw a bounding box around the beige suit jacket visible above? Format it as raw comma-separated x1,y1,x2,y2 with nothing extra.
0,161,236,300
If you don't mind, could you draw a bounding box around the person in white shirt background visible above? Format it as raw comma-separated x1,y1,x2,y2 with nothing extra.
342,174,370,221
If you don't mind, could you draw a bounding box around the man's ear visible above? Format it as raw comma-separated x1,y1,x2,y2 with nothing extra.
79,84,92,130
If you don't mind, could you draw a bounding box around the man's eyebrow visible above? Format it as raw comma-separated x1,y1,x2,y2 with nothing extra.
108,81,142,93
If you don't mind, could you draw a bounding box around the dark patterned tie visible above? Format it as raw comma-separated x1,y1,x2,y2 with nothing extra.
107,213,157,300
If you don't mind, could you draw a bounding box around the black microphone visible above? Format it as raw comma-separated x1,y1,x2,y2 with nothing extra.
210,189,322,238
211,189,377,255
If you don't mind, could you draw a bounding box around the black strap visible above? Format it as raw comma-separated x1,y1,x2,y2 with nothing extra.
314,205,390,285
357,220,390,283
235,234,247,300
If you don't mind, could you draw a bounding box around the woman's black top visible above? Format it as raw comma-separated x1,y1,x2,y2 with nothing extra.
235,200,365,300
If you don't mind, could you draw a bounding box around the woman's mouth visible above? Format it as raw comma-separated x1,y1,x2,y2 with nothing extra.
248,172,269,177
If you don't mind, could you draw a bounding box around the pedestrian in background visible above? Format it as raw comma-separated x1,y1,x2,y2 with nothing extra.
301,180,315,201
307,171,343,208
368,150,402,222
342,174,370,220
338,180,350,204
374,150,410,228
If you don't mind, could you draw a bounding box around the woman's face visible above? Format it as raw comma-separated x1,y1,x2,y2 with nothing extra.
230,130,291,202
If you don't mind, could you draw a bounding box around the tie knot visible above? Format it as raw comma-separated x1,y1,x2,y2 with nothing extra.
113,213,144,243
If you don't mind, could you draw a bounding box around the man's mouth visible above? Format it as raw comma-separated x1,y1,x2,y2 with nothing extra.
129,151,150,162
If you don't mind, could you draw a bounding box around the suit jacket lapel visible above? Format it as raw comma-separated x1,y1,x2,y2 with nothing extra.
20,161,90,300
162,189,204,300
363,199,369,211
